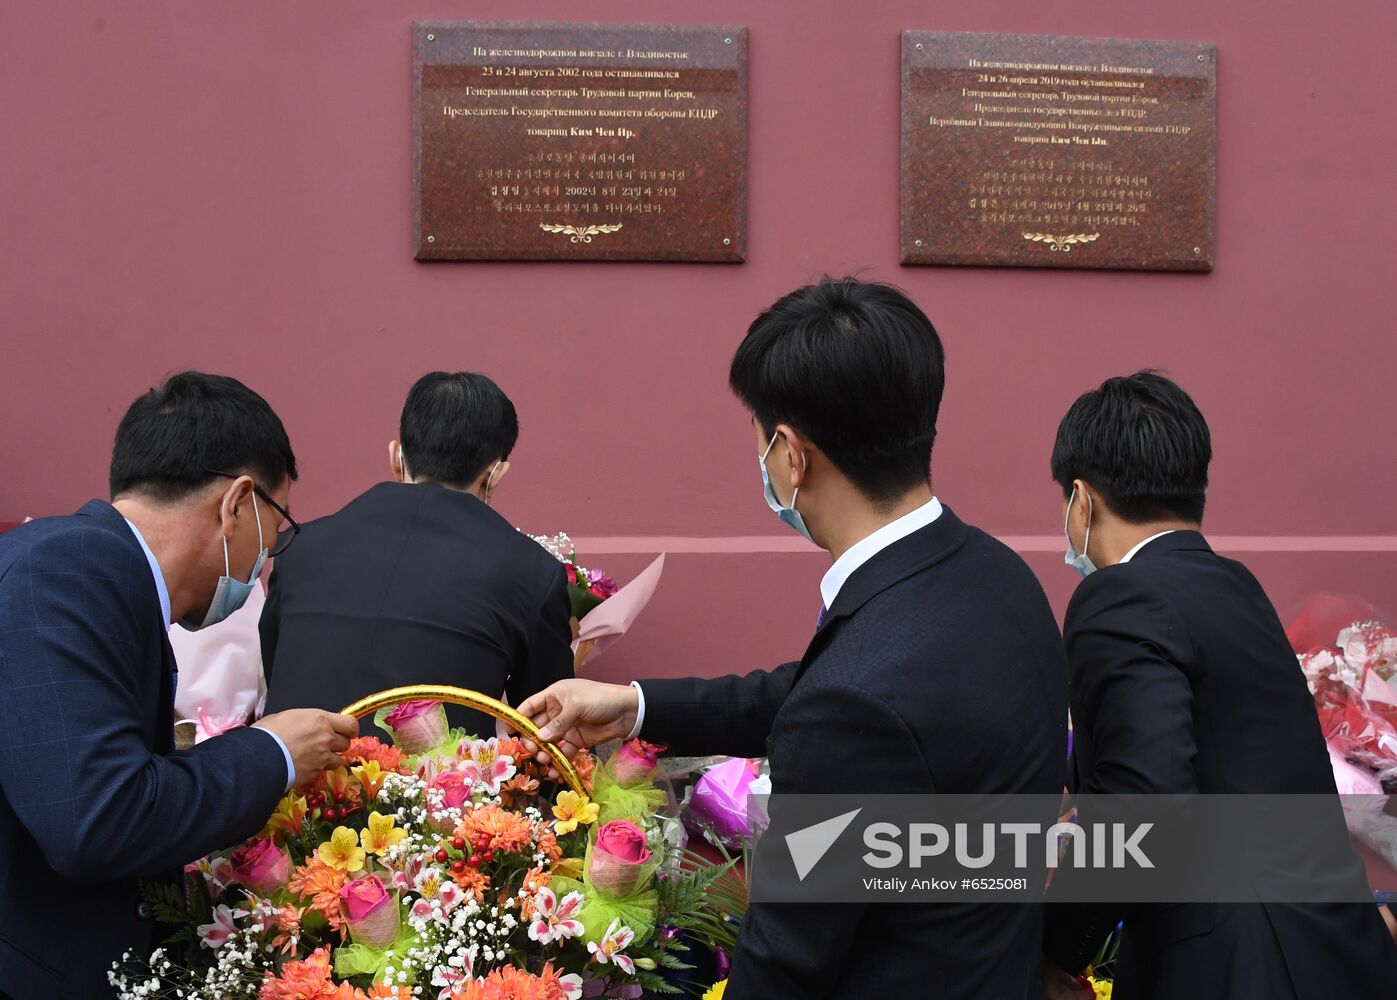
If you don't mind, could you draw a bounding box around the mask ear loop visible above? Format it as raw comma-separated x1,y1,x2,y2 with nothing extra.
762,432,806,511
1081,492,1092,558
1064,486,1093,557
483,461,501,504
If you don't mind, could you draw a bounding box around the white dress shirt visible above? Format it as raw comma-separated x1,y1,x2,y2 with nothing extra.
1119,529,1177,564
627,497,944,739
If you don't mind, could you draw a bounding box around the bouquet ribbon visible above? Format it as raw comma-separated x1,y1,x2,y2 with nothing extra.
341,684,585,795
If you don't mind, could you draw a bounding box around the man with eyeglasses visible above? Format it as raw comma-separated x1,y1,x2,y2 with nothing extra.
0,371,357,999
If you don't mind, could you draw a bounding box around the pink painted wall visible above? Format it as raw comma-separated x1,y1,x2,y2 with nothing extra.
3,1,1395,685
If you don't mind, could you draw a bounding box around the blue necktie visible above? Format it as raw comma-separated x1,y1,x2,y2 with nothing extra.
817,604,828,628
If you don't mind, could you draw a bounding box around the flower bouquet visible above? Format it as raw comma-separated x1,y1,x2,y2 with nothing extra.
528,533,664,671
112,692,737,1000
1291,601,1397,873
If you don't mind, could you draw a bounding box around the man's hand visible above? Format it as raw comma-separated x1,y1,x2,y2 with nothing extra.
1039,959,1093,999
515,679,639,777
255,709,358,788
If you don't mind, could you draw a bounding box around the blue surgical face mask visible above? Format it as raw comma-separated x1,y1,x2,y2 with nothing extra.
180,492,267,631
760,432,815,543
1063,485,1097,578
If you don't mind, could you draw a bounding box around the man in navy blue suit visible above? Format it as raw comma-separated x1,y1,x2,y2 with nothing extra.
1040,372,1397,998
519,279,1069,999
0,372,359,998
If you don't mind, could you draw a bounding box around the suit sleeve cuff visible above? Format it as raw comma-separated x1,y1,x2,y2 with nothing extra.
625,681,646,740
257,727,296,792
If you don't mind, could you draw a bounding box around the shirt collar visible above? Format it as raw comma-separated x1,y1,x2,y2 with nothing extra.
820,497,943,610
1120,529,1177,564
124,518,172,629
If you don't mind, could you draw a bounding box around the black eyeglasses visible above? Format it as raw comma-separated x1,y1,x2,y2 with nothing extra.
207,470,301,557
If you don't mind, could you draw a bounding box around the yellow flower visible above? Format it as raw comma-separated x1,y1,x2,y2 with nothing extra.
551,856,584,880
317,825,366,873
360,811,407,856
1089,977,1112,1000
702,981,726,1000
351,760,388,802
262,792,308,839
551,790,599,834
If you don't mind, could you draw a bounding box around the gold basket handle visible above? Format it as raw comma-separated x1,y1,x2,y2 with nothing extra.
340,684,585,796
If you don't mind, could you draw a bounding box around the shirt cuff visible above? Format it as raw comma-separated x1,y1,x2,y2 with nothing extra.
257,727,297,793
625,681,646,741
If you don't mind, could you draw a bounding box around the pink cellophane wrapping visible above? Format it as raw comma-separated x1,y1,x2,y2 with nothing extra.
572,554,665,666
685,757,764,848
170,581,267,741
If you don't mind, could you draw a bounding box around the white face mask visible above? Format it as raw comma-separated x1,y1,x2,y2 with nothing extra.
1063,485,1097,578
180,492,266,631
760,432,814,543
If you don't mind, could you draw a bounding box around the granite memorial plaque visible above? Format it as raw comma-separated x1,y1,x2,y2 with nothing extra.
414,21,747,262
901,32,1216,271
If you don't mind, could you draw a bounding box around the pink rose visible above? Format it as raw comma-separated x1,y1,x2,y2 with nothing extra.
228,838,290,897
339,875,397,948
426,770,472,832
384,700,448,755
587,820,653,896
608,738,665,786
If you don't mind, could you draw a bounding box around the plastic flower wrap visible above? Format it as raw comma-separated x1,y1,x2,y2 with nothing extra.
340,875,398,949
112,701,732,1000
378,699,449,755
1293,604,1397,778
528,532,665,671
229,837,291,897
683,758,770,850
587,740,669,828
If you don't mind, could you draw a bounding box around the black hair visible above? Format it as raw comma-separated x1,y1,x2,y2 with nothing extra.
399,371,518,488
1051,370,1211,523
728,277,945,506
109,371,298,501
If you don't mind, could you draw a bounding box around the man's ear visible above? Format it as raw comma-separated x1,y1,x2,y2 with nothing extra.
487,460,511,494
389,440,407,483
1070,479,1095,530
774,423,808,492
216,475,255,540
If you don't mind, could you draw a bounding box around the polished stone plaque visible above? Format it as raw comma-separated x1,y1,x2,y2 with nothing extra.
414,21,747,261
902,32,1216,271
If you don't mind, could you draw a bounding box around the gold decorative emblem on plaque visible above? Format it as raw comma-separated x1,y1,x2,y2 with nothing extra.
1022,232,1101,253
539,223,624,244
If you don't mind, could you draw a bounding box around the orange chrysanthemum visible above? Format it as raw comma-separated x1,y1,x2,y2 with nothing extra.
259,945,337,1000
365,985,413,999
452,964,573,1000
342,736,405,773
498,773,540,807
449,865,490,903
287,859,348,937
457,804,533,854
270,904,306,956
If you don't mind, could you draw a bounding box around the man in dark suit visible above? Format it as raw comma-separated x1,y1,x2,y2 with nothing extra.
262,371,574,738
518,279,1069,999
1041,372,1397,998
0,373,357,999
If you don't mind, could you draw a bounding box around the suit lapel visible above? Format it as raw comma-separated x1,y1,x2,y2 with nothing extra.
791,507,974,685
79,499,179,751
